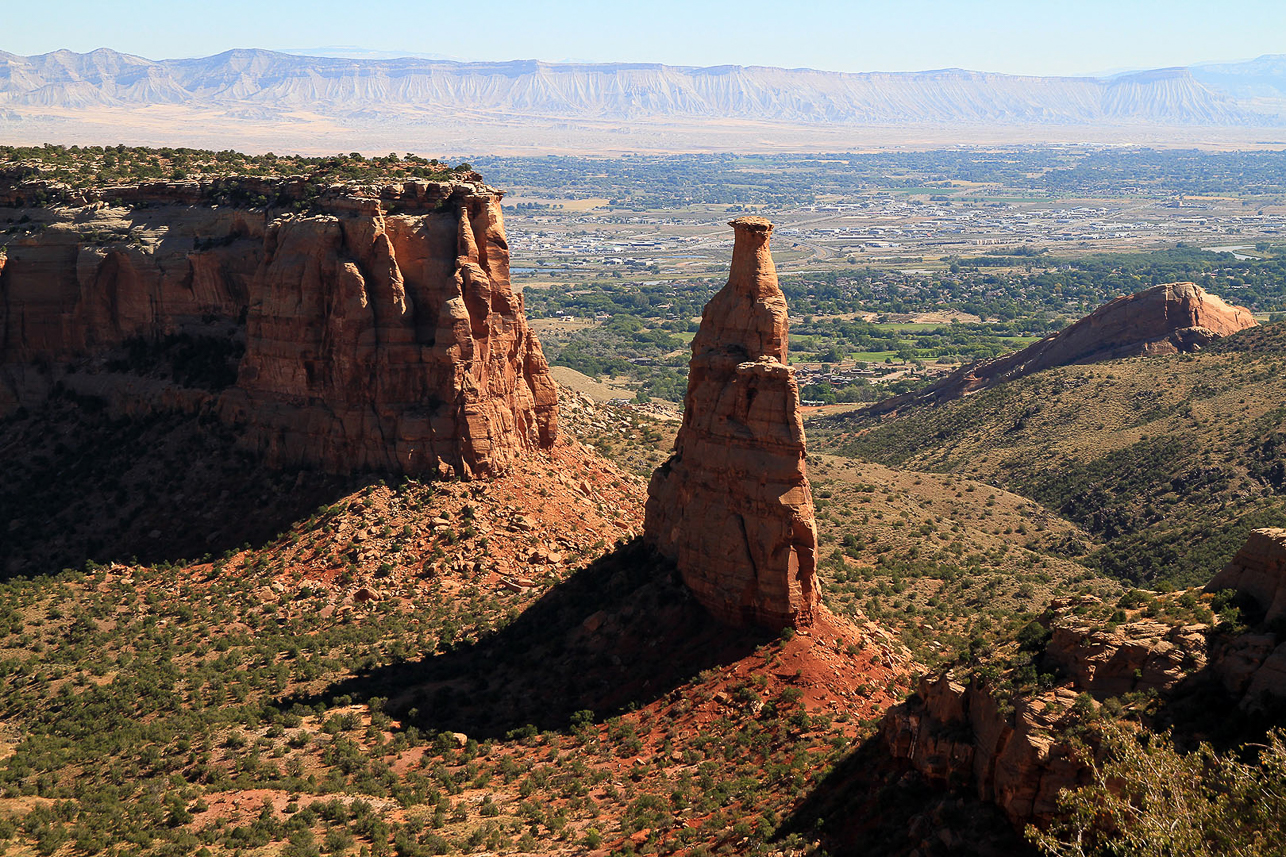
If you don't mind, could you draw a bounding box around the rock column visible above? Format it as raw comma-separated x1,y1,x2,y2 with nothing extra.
644,217,818,629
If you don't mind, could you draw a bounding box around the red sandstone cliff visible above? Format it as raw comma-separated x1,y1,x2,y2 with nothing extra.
644,217,818,629
0,178,556,477
869,281,1257,415
1207,527,1286,625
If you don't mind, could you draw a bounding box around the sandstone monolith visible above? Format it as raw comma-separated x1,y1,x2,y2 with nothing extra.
644,216,818,629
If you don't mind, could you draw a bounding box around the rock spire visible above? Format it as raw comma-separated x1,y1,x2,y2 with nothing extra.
644,216,818,629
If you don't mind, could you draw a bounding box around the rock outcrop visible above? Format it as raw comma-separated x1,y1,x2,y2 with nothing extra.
868,281,1257,415
1206,527,1286,624
0,178,557,478
885,529,1286,829
883,672,1094,823
1044,619,1211,698
644,216,818,630
883,610,1241,825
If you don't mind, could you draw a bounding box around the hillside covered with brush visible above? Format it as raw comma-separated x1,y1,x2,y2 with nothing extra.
824,323,1286,588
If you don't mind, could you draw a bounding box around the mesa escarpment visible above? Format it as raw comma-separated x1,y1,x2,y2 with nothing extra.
0,175,557,478
868,281,1256,415
644,216,819,630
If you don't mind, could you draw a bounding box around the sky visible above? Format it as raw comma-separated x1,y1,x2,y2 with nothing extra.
5,0,1284,77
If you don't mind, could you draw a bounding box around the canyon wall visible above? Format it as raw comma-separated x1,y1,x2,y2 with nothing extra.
0,177,557,477
644,217,818,630
1207,527,1286,624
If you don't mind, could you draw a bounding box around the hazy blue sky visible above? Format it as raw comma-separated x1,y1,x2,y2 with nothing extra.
6,0,1284,76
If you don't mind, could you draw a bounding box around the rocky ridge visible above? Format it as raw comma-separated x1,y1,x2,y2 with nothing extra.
0,49,1272,127
0,176,556,478
644,216,819,629
883,529,1286,828
867,281,1256,416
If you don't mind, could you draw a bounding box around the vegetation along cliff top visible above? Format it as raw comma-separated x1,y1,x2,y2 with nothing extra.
0,144,478,203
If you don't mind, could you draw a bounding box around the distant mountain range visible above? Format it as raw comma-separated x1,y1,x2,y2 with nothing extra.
2,48,1285,153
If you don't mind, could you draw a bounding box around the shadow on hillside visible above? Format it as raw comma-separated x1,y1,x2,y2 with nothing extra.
281,538,775,738
778,734,1032,857
0,392,368,580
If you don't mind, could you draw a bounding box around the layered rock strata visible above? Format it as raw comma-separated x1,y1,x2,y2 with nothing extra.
0,177,556,477
644,216,818,629
869,281,1256,415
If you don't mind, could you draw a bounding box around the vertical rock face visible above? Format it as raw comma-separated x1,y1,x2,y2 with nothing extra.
644,216,818,629
219,186,558,477
1206,527,1286,624
0,179,557,478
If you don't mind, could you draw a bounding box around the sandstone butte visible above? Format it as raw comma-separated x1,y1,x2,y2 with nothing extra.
868,280,1257,416
644,216,819,630
0,177,557,478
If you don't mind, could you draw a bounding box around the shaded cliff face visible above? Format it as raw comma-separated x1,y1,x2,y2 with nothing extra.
644,217,818,630
1207,527,1286,625
0,178,557,478
869,281,1257,415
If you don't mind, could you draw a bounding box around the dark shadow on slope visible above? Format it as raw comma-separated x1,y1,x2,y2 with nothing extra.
1154,672,1286,755
779,734,1033,857
1148,606,1286,753
0,389,368,580
280,538,775,738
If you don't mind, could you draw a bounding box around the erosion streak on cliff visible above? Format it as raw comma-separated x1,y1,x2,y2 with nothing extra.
645,217,818,630
0,178,557,477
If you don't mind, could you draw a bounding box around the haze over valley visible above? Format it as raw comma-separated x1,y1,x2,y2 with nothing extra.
5,49,1286,153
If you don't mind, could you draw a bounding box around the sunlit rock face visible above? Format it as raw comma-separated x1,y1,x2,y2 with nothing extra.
0,178,557,477
868,280,1258,415
644,216,818,630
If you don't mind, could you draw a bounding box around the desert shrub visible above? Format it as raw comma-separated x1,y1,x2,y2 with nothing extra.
1031,722,1286,856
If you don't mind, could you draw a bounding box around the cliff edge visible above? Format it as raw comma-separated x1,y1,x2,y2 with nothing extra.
883,528,1286,829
